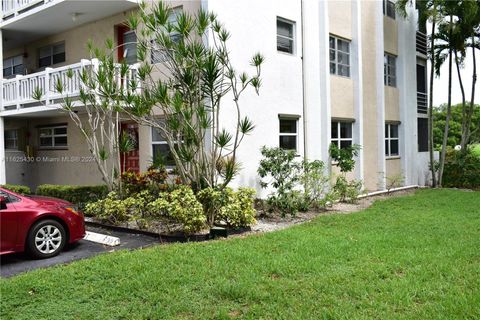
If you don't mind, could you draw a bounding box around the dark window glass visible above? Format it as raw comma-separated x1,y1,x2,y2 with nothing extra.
153,144,176,167
277,19,294,54
332,122,339,139
39,57,51,68
416,64,426,93
340,140,352,149
279,136,297,150
40,137,53,147
417,118,429,152
54,136,68,146
280,119,297,133
340,122,352,138
390,139,399,155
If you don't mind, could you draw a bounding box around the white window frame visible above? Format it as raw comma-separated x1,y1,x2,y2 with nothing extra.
329,35,351,77
276,17,295,55
38,42,65,68
384,53,397,87
279,117,298,151
38,125,68,149
331,121,353,149
151,6,183,64
151,119,183,168
3,55,24,78
383,0,396,19
4,129,18,150
385,123,400,157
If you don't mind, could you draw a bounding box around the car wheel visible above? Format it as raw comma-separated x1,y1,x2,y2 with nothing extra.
27,219,67,259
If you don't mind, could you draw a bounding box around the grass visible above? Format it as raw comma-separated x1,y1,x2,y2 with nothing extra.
1,189,480,319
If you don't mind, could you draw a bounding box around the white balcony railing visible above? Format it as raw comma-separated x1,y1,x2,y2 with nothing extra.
1,0,51,19
1,59,139,112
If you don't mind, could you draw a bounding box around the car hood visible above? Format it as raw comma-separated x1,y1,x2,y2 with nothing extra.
25,195,71,207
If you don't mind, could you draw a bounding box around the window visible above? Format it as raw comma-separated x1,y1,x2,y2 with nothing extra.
38,43,65,68
4,129,18,150
329,36,350,77
384,53,396,87
417,118,429,152
3,55,24,78
0,190,19,203
279,118,298,151
123,30,137,65
383,0,396,19
331,121,353,149
151,6,183,64
416,63,427,113
385,123,399,157
152,121,181,167
277,18,295,54
38,125,68,149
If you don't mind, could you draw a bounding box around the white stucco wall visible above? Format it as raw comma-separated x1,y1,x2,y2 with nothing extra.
205,0,304,196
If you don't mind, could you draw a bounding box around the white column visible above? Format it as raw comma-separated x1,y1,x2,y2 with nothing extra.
398,3,419,185
352,0,364,183
0,116,6,185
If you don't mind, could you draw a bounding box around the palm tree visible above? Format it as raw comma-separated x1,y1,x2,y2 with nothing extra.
396,0,440,187
460,0,480,150
435,1,462,187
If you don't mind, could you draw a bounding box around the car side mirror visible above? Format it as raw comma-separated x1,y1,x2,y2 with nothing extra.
0,196,7,210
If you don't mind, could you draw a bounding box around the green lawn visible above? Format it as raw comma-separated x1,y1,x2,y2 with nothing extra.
1,189,480,319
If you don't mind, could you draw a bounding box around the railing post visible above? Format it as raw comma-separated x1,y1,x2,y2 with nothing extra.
15,75,21,110
44,67,52,105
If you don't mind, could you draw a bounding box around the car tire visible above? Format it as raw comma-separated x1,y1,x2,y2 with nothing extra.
27,219,67,259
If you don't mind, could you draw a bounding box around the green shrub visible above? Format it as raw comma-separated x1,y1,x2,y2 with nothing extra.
299,160,335,211
443,148,480,189
333,176,362,203
329,144,361,173
87,186,206,234
258,147,335,215
0,184,31,195
148,186,206,233
36,184,108,209
197,187,257,228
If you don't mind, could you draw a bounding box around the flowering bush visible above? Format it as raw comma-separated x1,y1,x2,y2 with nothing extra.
121,169,169,196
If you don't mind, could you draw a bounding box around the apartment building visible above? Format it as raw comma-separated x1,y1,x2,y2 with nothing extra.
0,0,431,195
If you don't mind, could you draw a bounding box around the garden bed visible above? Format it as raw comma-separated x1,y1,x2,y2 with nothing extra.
85,188,418,240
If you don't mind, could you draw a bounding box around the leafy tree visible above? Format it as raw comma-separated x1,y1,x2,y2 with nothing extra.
122,1,264,190
433,103,480,148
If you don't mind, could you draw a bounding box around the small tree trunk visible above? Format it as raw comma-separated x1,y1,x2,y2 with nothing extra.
438,15,454,187
462,35,477,150
428,19,437,187
454,50,467,151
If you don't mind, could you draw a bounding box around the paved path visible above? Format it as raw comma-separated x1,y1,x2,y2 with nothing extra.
0,226,160,278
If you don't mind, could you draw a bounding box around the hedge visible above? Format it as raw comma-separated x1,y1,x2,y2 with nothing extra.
36,184,109,209
443,148,480,189
0,184,31,195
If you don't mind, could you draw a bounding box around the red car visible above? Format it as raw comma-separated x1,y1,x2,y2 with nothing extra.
0,187,85,259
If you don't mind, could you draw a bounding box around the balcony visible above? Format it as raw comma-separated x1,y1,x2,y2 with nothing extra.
1,0,50,20
416,31,427,56
1,0,138,50
417,91,427,114
1,59,139,116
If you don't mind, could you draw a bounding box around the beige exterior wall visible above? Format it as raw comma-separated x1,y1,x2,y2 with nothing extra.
360,1,379,191
385,158,402,181
384,86,400,121
383,16,398,55
4,11,136,72
330,76,355,119
328,0,352,40
4,115,104,189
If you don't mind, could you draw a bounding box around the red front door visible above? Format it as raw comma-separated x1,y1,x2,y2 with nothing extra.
120,123,140,173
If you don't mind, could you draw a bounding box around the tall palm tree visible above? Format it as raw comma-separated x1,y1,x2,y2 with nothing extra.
435,1,462,187
460,0,480,150
396,0,440,187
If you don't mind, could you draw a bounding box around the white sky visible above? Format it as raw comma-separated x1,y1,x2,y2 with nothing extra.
429,47,477,108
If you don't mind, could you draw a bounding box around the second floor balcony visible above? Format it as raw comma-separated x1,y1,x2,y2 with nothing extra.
1,59,139,116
